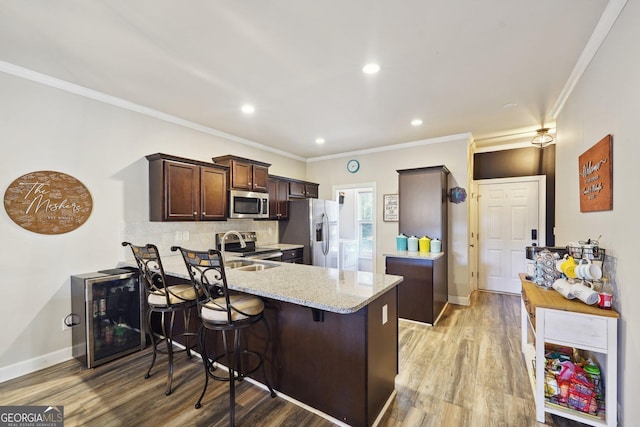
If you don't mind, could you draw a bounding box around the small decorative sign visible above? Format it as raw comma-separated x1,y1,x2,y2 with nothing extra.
4,170,93,234
383,194,399,222
579,134,613,212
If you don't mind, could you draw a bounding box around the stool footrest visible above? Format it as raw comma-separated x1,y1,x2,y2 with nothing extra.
204,349,264,382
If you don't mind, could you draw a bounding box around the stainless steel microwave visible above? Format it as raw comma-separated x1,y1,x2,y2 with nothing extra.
228,190,269,219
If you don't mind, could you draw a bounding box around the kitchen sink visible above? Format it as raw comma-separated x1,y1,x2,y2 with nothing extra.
226,260,279,271
234,263,277,272
226,260,256,269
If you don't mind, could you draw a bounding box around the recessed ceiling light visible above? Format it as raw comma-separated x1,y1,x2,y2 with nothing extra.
503,102,518,109
241,104,255,114
362,63,380,74
315,138,326,145
411,119,423,126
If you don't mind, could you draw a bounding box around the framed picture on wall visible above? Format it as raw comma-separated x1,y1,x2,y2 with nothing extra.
579,134,613,212
383,194,399,222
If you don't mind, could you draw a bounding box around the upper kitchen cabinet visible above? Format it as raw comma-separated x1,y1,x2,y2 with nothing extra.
212,155,270,192
268,176,289,220
289,180,319,199
147,153,227,221
398,166,449,245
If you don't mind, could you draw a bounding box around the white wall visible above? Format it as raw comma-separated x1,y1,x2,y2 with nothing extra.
555,2,639,424
0,71,306,380
306,135,471,302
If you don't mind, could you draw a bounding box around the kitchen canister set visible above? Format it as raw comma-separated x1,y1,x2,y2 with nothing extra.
396,233,442,253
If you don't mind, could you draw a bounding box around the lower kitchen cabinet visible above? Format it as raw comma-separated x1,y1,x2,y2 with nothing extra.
281,248,304,264
385,254,447,325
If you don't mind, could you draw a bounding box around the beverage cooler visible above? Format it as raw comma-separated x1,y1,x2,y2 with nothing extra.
71,268,145,368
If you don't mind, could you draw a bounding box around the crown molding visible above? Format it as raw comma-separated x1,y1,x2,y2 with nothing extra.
0,60,306,162
306,133,472,163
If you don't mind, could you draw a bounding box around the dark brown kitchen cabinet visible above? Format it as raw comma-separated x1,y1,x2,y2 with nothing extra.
147,153,227,221
289,180,319,199
397,165,449,242
305,183,319,198
385,255,446,324
200,167,227,220
268,176,289,220
395,165,450,324
212,155,270,192
281,248,304,264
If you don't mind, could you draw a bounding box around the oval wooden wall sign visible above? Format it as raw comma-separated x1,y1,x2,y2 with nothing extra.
4,170,93,234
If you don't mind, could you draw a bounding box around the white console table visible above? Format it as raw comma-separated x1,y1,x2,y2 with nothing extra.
520,274,619,427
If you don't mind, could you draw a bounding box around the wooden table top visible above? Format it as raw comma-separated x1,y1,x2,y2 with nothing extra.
519,273,619,319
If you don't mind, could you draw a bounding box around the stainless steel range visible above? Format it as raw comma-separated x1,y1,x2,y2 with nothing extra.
215,231,283,260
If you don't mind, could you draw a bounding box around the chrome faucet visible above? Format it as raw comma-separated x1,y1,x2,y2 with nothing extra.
220,230,246,260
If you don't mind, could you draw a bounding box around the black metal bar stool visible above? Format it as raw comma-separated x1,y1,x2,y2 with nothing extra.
172,246,276,426
122,242,201,395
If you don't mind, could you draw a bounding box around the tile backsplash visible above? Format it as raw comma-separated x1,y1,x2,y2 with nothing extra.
120,219,279,259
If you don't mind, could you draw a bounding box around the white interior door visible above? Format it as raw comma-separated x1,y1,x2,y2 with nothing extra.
478,179,541,293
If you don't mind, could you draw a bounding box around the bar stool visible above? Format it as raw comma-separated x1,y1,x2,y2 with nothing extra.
122,242,201,395
172,246,276,426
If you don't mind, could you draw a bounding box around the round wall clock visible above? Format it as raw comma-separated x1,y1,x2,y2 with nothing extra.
347,159,360,174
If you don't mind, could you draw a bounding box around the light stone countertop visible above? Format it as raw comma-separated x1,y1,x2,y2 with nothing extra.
120,255,403,314
383,251,445,261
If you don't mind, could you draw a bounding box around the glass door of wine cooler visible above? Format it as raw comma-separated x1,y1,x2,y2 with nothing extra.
71,268,144,368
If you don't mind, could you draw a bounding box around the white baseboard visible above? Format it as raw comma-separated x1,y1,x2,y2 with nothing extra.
0,347,72,384
448,294,471,306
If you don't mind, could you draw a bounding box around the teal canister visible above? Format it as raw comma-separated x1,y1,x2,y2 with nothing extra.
407,235,419,252
430,238,442,253
396,233,408,251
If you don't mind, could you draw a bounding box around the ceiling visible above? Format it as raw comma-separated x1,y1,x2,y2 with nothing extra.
0,1,610,159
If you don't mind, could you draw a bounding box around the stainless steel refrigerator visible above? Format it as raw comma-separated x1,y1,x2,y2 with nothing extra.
279,199,339,267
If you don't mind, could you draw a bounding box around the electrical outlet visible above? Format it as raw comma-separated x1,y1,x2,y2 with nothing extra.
62,317,71,331
183,231,189,240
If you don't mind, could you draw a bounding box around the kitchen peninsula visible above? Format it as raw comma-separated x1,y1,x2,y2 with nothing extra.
121,255,403,427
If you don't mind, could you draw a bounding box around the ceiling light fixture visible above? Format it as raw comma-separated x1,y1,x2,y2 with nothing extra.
362,63,380,74
241,104,255,114
315,138,325,144
411,119,423,126
531,128,554,148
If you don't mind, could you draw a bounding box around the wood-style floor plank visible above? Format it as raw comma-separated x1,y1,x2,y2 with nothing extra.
0,291,589,426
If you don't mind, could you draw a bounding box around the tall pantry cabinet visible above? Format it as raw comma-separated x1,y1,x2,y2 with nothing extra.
386,166,449,324
398,165,449,245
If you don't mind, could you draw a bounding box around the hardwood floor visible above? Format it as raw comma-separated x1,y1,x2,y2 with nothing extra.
0,291,589,426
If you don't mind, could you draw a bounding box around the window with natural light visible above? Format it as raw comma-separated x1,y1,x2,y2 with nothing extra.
357,191,373,258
